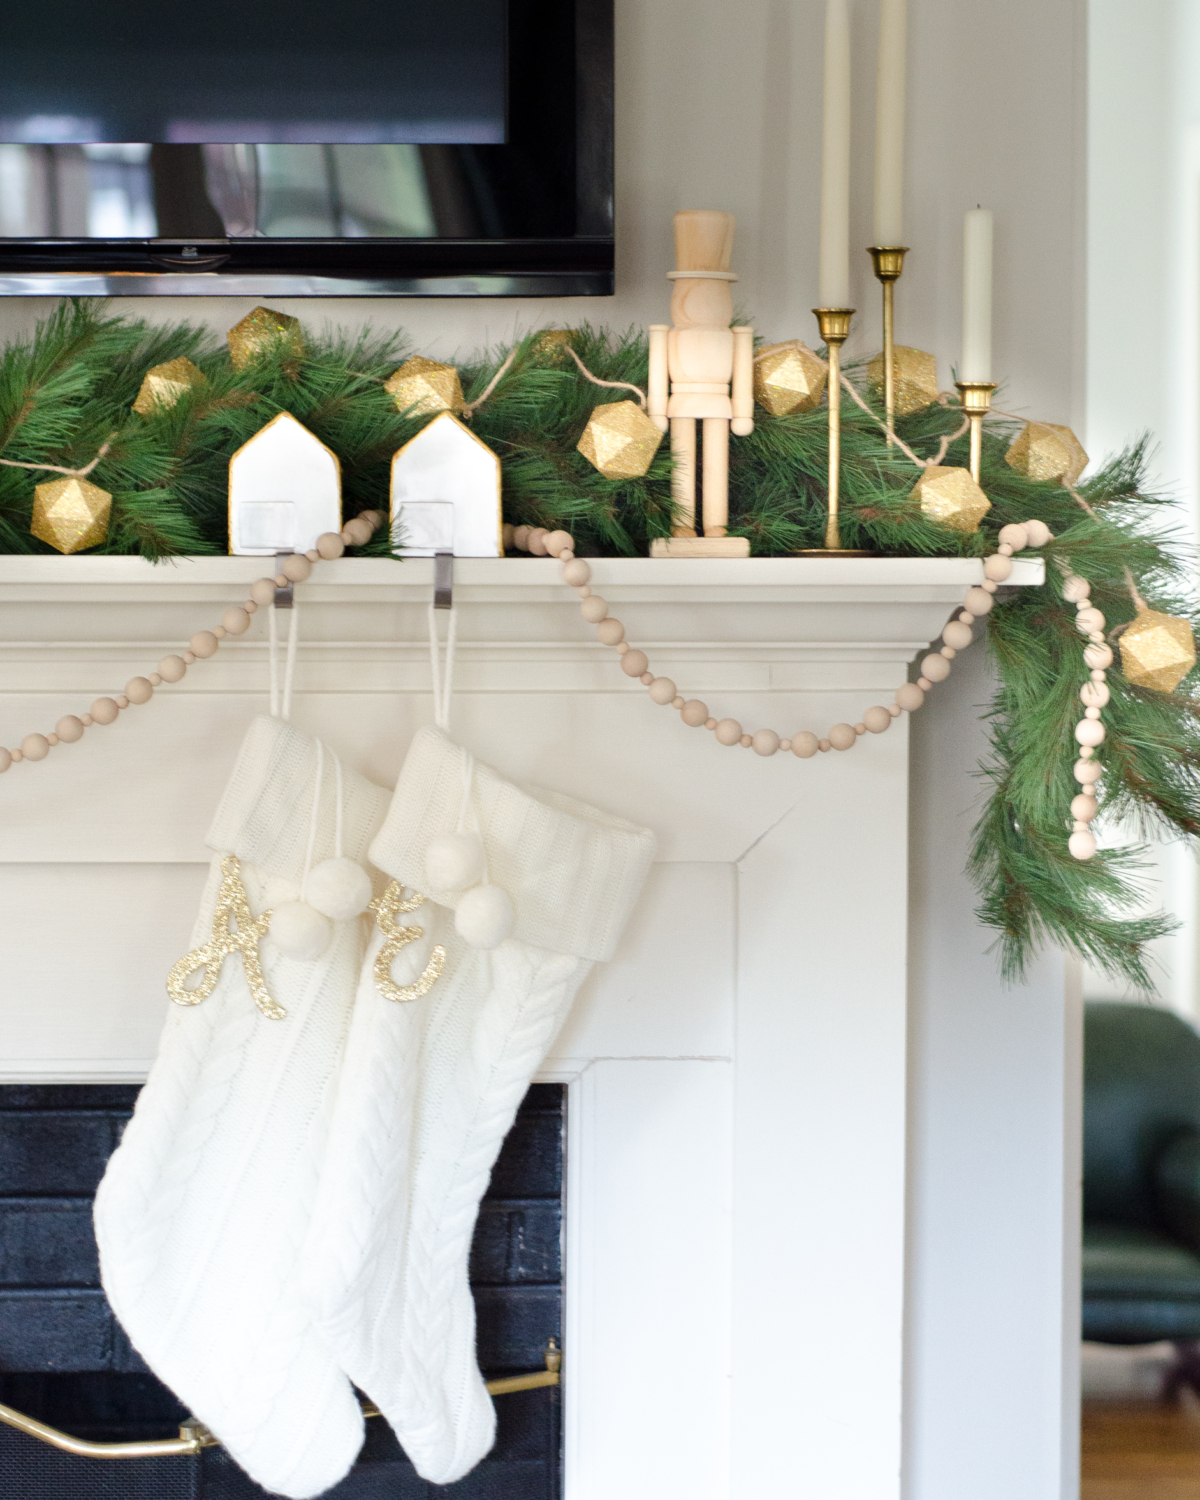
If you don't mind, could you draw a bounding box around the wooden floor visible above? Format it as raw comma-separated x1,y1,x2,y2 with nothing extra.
1083,1400,1200,1499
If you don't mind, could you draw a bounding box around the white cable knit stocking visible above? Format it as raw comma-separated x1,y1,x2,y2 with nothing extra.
300,725,655,1484
94,715,390,1499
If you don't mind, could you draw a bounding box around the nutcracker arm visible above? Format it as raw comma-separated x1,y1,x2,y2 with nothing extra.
648,324,669,432
731,325,754,436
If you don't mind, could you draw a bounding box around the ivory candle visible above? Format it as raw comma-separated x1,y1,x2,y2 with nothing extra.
819,0,852,308
873,0,906,246
961,208,993,383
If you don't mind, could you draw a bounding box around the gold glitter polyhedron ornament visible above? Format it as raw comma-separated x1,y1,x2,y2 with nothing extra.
577,399,664,480
226,307,306,371
910,465,992,534
867,345,939,416
532,328,578,363
753,340,828,416
370,884,446,1002
384,356,464,416
1005,421,1088,486
1118,609,1197,694
132,356,206,416
166,855,283,1020
30,477,112,554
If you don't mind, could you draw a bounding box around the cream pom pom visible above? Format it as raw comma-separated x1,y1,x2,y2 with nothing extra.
270,901,332,961
455,884,515,950
305,857,373,920
426,833,488,892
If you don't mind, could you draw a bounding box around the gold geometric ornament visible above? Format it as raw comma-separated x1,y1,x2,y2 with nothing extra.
1118,609,1197,694
227,307,306,371
532,329,578,363
166,855,283,1020
753,340,828,416
867,345,939,417
576,399,664,480
132,356,206,416
909,465,992,534
30,477,112,554
1004,421,1088,486
384,356,464,416
370,883,446,1003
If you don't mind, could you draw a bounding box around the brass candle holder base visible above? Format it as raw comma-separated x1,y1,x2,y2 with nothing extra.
804,307,871,555
867,247,908,444
954,380,998,483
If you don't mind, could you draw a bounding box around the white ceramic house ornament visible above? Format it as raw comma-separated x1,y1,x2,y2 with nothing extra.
389,412,503,556
228,412,342,555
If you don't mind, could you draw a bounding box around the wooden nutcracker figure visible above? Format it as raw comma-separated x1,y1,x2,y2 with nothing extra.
648,210,753,558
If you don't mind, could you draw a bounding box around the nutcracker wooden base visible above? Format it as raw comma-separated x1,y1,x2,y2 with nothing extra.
649,537,751,558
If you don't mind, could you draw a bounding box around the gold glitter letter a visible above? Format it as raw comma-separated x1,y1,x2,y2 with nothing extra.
167,855,284,1020
370,883,446,1003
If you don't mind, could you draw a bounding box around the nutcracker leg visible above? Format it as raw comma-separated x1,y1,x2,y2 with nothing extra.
702,417,729,537
670,417,697,537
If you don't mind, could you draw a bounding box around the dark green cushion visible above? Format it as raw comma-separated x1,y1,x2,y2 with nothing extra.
1083,1222,1200,1343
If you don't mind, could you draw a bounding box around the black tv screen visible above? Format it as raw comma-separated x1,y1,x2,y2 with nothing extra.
0,0,613,296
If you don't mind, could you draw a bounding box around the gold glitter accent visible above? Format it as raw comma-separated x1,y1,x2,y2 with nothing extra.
369,882,446,1003
384,356,464,416
1118,608,1197,693
132,357,206,416
1004,421,1088,485
226,307,306,371
167,855,283,1020
753,340,828,416
30,477,112,554
532,329,578,363
576,399,664,480
909,465,992,534
866,345,939,417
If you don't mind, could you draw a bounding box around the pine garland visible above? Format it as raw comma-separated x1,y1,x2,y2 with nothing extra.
0,299,1196,988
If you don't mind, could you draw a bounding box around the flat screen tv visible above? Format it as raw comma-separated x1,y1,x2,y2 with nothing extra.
0,0,612,296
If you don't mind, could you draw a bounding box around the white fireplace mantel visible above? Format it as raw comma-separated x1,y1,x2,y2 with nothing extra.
0,554,1044,1500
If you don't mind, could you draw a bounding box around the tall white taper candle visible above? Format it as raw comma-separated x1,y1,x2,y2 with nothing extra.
873,0,906,246
961,208,993,382
819,0,852,307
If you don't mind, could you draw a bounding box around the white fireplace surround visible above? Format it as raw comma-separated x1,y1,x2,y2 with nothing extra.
0,554,1050,1499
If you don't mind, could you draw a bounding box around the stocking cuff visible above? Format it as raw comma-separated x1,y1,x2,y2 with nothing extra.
371,726,655,962
206,715,391,883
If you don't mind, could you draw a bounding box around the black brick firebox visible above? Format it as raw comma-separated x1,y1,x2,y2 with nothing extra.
0,1082,565,1499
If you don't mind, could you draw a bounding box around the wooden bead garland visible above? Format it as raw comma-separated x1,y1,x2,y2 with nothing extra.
0,516,382,774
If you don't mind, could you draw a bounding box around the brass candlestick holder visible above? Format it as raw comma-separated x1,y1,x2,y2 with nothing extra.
805,307,865,554
954,380,998,483
867,247,908,444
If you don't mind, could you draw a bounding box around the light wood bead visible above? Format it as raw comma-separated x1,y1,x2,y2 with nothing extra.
1061,575,1091,603
10,749,22,762
672,696,685,710
752,729,780,757
959,611,975,625
616,640,630,654
940,646,957,659
281,553,313,582
502,523,515,550
596,618,625,646
1024,519,1052,547
275,574,288,588
780,739,792,752
125,677,154,705
984,555,1013,582
55,715,85,743
863,706,892,733
190,631,219,659
1071,793,1099,822
922,654,950,683
1080,681,1110,708
740,734,753,748
317,532,346,560
577,585,591,598
581,595,609,623
1069,829,1097,861
46,734,58,746
251,577,277,606
982,580,998,594
998,543,1013,557
149,673,162,687
159,655,187,682
963,586,993,615
1074,758,1103,784
1079,745,1094,759
358,510,384,531
0,748,10,773
513,526,532,551
895,682,925,712
1075,718,1106,747
1075,607,1106,635
527,528,550,555
116,695,129,710
1084,706,1102,721
222,607,251,636
706,718,717,730
942,620,973,650
888,705,902,718
818,739,831,752
648,677,677,705
544,530,573,557
562,559,591,586
680,700,709,727
828,723,857,751
80,715,93,728
306,549,320,563
213,626,227,639
621,649,649,677
343,518,373,546
640,671,654,685
244,601,258,614
917,677,933,691
21,733,50,761
714,718,743,746
998,523,1029,551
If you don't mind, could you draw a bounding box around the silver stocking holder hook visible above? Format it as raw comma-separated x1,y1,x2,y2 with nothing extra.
434,549,453,610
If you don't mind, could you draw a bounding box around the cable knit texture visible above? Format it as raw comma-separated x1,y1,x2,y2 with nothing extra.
300,726,655,1483
94,716,390,1499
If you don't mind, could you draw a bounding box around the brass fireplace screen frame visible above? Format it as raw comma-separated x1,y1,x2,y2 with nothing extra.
0,1338,561,1461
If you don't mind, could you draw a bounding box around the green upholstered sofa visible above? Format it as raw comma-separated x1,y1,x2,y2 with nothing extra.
1085,1001,1200,1389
